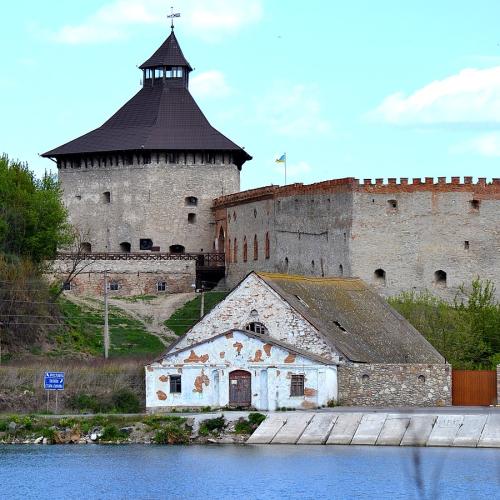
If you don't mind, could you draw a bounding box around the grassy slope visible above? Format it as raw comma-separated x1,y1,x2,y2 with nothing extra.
164,292,228,336
53,299,164,358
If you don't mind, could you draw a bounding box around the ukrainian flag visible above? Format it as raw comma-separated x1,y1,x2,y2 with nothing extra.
275,153,286,163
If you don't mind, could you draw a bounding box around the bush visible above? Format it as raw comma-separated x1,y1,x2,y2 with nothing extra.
154,424,190,445
198,416,225,436
144,415,186,429
0,421,8,432
234,413,266,435
100,424,127,441
112,389,141,413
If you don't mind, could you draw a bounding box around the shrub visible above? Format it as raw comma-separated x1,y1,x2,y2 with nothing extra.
198,416,225,436
100,424,127,441
154,424,190,445
144,415,186,429
0,421,8,432
68,394,103,413
248,413,266,426
234,413,266,435
112,389,141,413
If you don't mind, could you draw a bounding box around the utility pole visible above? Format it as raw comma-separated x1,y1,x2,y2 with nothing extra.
103,270,110,359
200,284,205,318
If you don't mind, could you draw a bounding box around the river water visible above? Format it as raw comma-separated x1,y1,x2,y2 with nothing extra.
0,445,498,499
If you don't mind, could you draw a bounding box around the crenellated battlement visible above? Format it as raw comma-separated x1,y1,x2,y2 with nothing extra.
213,176,500,207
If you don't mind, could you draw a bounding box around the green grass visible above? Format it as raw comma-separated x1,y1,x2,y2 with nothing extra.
53,299,164,358
113,295,158,303
164,292,229,336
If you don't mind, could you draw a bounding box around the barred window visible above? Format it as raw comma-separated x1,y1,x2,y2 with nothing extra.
157,281,167,292
170,375,182,393
290,375,304,397
108,282,119,291
245,322,268,335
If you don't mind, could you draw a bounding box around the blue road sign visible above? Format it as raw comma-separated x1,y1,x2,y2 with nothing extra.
44,372,65,390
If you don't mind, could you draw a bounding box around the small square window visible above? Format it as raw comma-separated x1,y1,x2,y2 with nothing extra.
464,240,470,250
387,199,398,210
140,238,153,250
290,375,304,397
157,281,167,292
170,375,182,393
108,282,119,291
188,213,196,224
62,281,71,291
469,199,480,211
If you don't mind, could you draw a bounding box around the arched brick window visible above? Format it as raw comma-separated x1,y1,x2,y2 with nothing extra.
253,235,258,260
243,236,248,262
265,232,270,259
233,238,238,263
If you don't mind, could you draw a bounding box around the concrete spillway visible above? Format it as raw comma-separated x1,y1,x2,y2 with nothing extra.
247,412,500,447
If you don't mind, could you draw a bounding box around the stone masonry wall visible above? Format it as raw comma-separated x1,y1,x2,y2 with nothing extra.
59,153,239,255
216,176,500,299
338,363,452,407
48,259,196,296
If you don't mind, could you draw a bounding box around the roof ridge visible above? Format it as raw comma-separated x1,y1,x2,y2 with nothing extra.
256,272,362,283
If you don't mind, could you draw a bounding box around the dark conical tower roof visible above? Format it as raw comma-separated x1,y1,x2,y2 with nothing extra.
42,30,251,167
139,31,192,71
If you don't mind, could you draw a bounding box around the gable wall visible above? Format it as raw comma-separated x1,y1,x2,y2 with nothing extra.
146,330,338,410
172,274,339,361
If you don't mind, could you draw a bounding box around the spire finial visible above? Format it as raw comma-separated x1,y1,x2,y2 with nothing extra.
167,6,180,32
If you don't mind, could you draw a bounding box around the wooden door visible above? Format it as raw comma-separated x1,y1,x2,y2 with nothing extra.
452,370,497,406
229,370,251,406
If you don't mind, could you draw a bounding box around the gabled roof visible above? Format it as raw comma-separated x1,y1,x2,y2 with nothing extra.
140,31,193,70
155,329,335,366
42,85,251,163
255,272,445,364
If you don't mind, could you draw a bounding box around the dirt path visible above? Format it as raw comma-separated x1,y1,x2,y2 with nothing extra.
65,293,195,346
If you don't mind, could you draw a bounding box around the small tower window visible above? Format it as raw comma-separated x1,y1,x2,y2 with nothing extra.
374,268,386,285
140,238,153,251
185,196,198,206
80,242,92,253
120,242,131,253
233,238,238,263
469,199,480,212
265,232,270,259
464,240,470,250
188,213,196,224
253,235,258,260
387,199,398,211
243,236,248,262
169,244,185,254
338,264,343,276
434,270,447,288
154,67,163,78
108,282,120,291
157,281,167,292
103,191,111,203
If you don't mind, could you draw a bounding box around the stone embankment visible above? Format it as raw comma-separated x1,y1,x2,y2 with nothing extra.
247,412,500,447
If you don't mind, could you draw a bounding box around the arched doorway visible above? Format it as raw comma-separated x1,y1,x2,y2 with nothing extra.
217,226,225,253
229,370,251,407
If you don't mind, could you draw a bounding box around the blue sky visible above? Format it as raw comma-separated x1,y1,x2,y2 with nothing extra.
2,1,500,189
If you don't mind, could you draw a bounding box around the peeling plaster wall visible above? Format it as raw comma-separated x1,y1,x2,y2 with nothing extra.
338,363,452,407
173,273,340,361
145,330,338,411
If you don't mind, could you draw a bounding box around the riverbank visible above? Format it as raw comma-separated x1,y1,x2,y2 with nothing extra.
0,412,264,445
1,409,500,447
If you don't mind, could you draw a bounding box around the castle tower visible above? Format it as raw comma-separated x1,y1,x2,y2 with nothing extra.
43,28,251,256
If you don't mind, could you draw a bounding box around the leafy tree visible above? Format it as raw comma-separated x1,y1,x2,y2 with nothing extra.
0,154,73,263
389,279,500,369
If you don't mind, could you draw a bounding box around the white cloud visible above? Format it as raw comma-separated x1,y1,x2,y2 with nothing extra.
256,83,332,136
372,66,500,126
190,70,231,98
51,0,262,44
454,132,500,157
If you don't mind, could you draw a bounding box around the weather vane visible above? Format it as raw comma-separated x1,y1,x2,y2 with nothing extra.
167,6,180,31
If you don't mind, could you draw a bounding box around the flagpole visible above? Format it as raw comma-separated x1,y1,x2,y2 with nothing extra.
284,154,287,185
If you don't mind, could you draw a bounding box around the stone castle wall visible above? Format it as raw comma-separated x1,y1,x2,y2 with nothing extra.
215,177,500,298
48,258,196,296
59,152,240,255
338,363,452,406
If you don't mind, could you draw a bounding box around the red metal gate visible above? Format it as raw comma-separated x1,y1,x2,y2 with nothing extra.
452,369,497,406
229,370,251,406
